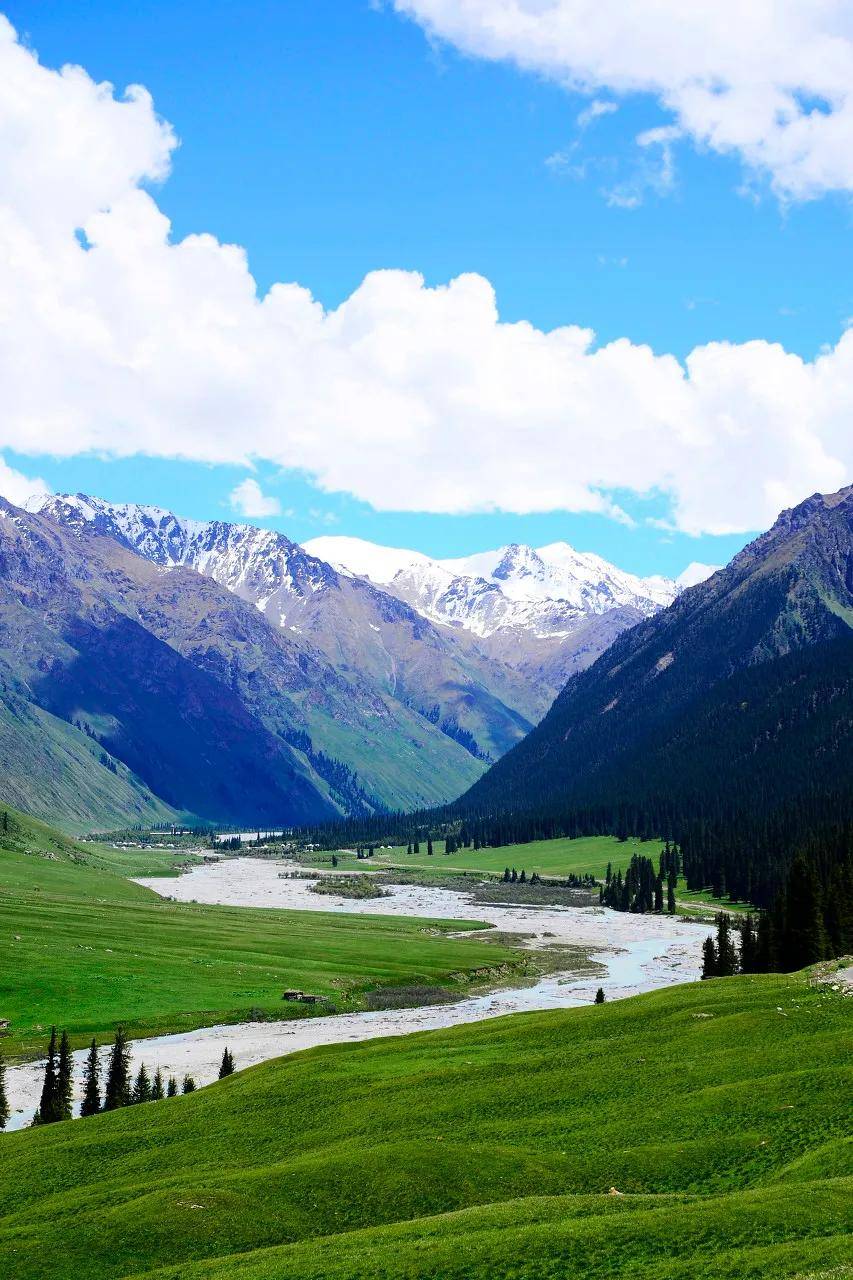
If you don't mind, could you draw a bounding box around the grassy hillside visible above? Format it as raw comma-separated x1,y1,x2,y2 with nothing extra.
0,807,518,1060
0,968,849,1279
0,696,175,834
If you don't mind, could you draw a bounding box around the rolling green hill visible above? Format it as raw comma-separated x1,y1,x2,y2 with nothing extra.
0,967,849,1279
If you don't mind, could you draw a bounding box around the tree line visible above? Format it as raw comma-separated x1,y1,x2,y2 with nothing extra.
6,1028,238,1129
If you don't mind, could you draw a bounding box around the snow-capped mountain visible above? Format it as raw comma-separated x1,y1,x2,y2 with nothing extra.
27,493,717,817
305,535,700,640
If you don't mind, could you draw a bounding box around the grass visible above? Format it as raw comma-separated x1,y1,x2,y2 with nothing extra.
0,967,849,1279
320,834,659,879
0,806,520,1061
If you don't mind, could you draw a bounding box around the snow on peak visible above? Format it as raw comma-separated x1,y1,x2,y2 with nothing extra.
303,536,431,585
308,535,679,638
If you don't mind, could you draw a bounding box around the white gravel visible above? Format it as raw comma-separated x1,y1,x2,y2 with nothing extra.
4,857,704,1131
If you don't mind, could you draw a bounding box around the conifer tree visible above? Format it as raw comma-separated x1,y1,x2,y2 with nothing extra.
166,1076,179,1098
519,868,526,883
80,1039,101,1117
0,1047,8,1131
427,837,433,856
218,1048,235,1079
57,1030,74,1121
654,875,664,912
103,1027,132,1111
182,1075,196,1094
594,988,605,1004
151,1069,165,1101
37,1027,60,1124
132,1064,152,1104
715,913,738,977
701,935,717,979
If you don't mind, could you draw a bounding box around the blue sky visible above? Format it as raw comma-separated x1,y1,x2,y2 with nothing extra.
4,1,853,575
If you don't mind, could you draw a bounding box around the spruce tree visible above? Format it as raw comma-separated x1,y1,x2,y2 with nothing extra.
103,1027,132,1111
218,1048,235,1079
594,987,605,1004
715,913,738,977
0,1047,8,1131
37,1027,60,1124
182,1075,196,1094
80,1039,101,1117
151,1069,165,1101
57,1030,74,1121
701,935,717,979
132,1064,152,1104
166,1076,178,1098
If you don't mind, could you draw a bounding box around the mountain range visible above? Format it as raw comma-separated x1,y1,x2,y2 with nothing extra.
0,492,702,829
459,485,853,829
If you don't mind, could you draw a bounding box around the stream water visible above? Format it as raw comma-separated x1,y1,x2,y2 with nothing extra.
4,857,704,1130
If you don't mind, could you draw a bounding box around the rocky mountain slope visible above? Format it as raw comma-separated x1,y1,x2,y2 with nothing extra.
458,485,853,821
26,496,540,816
15,492,712,827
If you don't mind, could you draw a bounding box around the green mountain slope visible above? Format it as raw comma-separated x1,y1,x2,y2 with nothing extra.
0,967,849,1279
460,486,853,823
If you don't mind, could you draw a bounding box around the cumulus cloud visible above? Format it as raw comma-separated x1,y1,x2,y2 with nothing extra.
0,16,850,538
392,0,853,202
0,456,51,508
228,478,282,518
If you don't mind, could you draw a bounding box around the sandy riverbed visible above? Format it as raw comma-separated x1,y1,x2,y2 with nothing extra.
4,857,704,1130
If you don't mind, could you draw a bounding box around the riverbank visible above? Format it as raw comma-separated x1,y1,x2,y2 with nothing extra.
4,855,704,1130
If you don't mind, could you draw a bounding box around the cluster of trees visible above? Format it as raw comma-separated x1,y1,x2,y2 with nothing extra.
502,867,535,883
27,1028,236,1126
600,843,680,914
702,913,762,978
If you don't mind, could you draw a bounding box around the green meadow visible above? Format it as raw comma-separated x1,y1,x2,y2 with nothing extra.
0,808,518,1061
0,967,849,1280
324,833,657,879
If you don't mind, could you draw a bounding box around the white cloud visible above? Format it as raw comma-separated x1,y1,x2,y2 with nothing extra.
0,16,850,538
228,478,282,518
392,0,853,202
0,455,50,508
577,98,617,129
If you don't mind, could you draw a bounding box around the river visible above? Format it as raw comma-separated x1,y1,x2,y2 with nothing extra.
4,856,704,1131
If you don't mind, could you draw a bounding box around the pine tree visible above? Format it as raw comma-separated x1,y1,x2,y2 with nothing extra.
182,1075,196,1094
594,988,605,1004
519,868,526,883
80,1039,101,1117
151,1069,165,1101
701,935,717,979
37,1027,60,1124
132,1064,152,1104
654,875,664,912
219,1048,235,1079
427,837,433,856
715,913,738,977
103,1027,132,1111
57,1030,74,1121
0,1047,9,1131
503,867,511,882
166,1076,178,1098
